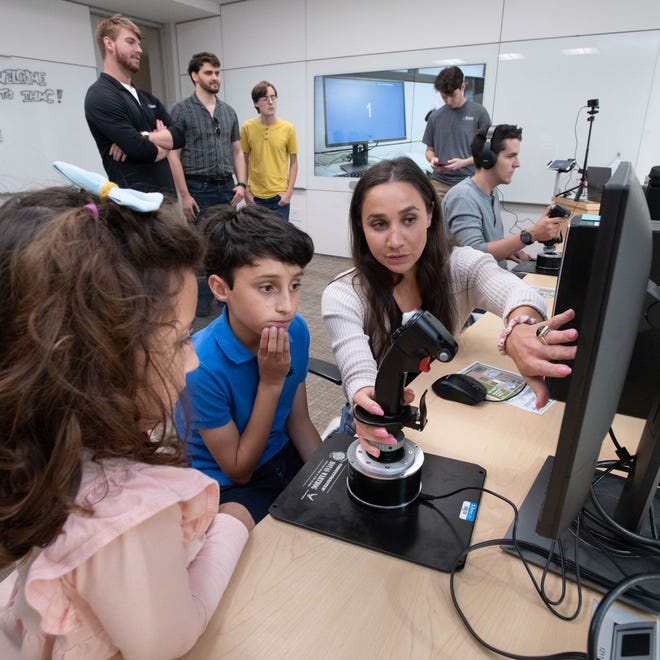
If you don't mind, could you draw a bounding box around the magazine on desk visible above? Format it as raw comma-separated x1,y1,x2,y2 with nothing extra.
460,361,555,414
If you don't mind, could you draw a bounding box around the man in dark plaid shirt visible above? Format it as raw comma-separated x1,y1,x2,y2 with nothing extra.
169,52,247,223
169,52,247,316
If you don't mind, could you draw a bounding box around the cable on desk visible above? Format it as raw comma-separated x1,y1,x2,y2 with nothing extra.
554,457,659,608
587,460,659,550
540,538,570,607
572,516,660,606
607,427,633,465
598,428,658,545
607,424,658,542
451,539,587,660
421,487,584,619
420,486,586,660
421,443,659,659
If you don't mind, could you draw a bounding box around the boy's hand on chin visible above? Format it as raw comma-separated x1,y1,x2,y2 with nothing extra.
257,326,291,385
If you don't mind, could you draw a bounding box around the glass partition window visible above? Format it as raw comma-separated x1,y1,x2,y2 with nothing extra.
313,65,486,178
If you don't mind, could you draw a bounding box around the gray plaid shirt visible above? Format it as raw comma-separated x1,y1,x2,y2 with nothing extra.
170,93,240,178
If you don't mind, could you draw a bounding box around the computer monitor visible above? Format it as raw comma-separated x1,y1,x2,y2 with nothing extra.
322,76,406,173
510,162,660,613
548,218,660,420
586,165,611,202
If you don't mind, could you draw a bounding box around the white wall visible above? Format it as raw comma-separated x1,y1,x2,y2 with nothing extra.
175,16,224,99
500,0,660,40
305,0,504,60
0,0,95,63
221,0,306,69
182,0,660,256
0,0,101,192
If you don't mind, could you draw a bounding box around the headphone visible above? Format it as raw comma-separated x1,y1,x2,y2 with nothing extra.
478,124,499,170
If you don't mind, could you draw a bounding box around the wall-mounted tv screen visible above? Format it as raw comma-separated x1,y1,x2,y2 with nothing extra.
313,65,486,178
323,76,406,148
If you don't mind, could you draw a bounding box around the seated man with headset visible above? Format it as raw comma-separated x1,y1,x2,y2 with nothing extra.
442,124,561,269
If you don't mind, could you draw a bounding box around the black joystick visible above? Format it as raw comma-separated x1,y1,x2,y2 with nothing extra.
537,203,570,275
347,310,458,509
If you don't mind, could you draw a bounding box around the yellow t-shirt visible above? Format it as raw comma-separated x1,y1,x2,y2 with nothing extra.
240,117,297,198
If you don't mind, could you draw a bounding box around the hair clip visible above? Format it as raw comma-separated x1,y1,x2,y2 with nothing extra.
84,203,99,218
52,161,163,212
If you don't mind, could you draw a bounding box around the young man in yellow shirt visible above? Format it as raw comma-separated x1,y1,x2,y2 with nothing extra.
240,81,298,220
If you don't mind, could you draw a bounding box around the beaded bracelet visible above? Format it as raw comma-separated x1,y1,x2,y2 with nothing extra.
497,315,537,356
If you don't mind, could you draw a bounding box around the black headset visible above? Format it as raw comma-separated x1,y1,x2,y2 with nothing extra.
478,124,498,170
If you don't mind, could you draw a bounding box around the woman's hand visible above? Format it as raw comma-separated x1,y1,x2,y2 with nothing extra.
352,386,415,458
504,308,578,409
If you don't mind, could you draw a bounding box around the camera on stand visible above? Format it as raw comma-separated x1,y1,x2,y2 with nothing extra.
557,99,600,202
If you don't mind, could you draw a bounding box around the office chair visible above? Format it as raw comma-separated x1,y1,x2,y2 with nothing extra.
307,357,342,385
307,357,344,440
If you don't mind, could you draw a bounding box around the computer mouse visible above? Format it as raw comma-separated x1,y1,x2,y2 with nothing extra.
431,373,488,406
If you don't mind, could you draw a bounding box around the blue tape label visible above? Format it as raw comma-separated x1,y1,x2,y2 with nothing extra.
460,501,478,522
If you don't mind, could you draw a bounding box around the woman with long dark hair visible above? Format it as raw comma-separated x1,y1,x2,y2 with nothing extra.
322,157,577,455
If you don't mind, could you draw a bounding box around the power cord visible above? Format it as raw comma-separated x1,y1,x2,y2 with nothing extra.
420,445,659,660
419,486,586,659
591,426,659,550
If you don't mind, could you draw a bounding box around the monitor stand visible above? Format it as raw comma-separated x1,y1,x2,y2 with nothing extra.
504,456,660,614
340,143,369,174
270,433,486,572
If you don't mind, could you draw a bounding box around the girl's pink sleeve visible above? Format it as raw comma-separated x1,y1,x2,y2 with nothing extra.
185,512,249,615
76,507,249,660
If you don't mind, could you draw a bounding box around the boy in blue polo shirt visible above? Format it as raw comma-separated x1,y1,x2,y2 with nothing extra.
178,205,321,522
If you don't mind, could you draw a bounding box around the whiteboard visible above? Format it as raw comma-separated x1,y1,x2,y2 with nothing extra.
0,56,101,193
494,31,660,204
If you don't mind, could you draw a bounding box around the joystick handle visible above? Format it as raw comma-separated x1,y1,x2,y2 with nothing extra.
374,311,457,417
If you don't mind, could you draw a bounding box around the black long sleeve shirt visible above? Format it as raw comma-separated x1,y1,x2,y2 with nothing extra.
84,73,184,195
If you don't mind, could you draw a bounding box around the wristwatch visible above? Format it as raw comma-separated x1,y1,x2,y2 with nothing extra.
236,182,247,189
520,229,534,245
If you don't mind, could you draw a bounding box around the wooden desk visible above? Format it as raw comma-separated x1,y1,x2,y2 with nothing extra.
552,195,600,242
181,278,645,659
552,195,600,217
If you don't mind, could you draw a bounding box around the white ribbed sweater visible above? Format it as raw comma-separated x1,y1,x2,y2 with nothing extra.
321,246,547,403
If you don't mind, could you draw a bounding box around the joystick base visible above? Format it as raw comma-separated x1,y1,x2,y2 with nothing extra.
346,438,424,509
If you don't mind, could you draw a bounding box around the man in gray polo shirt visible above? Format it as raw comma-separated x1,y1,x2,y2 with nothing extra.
442,124,560,269
423,66,491,203
169,52,247,222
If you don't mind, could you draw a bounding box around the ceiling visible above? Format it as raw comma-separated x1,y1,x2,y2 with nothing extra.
84,0,245,25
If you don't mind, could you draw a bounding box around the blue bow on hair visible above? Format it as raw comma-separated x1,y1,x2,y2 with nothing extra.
52,161,164,212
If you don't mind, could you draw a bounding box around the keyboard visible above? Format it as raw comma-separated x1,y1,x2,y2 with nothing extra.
337,167,368,178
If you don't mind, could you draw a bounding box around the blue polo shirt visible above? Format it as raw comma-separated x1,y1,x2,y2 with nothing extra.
176,308,309,487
